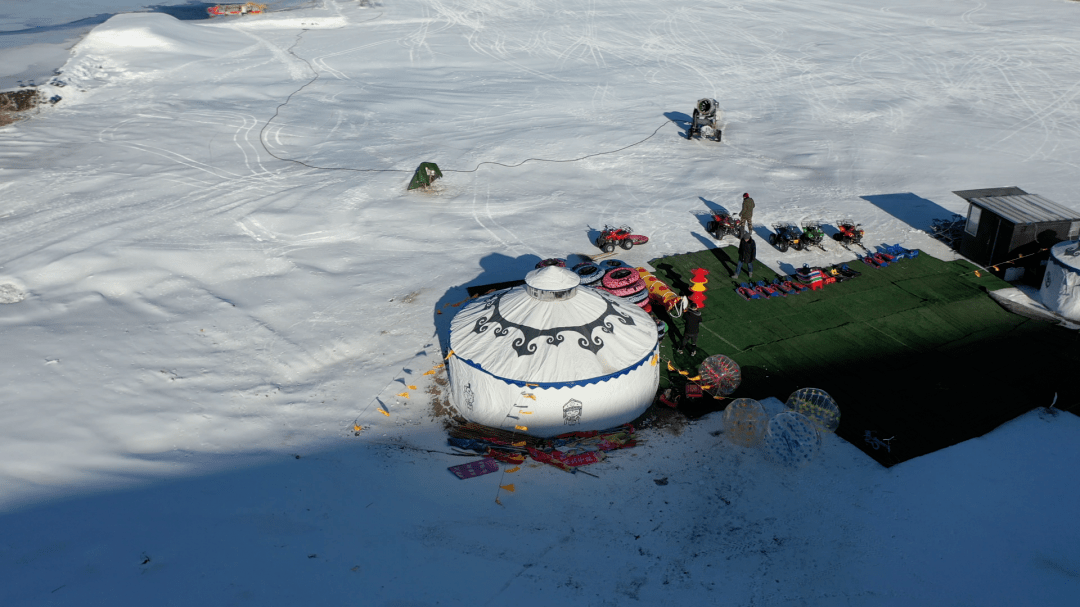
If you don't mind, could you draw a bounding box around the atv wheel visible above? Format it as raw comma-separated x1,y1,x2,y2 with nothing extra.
779,241,790,253
793,241,803,251
620,238,634,250
706,220,717,234
769,234,777,246
602,242,616,254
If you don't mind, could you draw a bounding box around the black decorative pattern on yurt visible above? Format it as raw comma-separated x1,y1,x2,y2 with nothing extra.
471,291,636,356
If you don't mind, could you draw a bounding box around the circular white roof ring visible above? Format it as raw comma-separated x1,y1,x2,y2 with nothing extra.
524,266,581,301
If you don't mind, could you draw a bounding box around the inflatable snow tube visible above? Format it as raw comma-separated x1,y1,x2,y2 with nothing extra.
600,259,627,269
535,258,567,269
572,262,604,285
607,277,646,298
603,267,640,290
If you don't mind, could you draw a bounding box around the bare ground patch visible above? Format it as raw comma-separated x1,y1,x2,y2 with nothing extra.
0,89,41,127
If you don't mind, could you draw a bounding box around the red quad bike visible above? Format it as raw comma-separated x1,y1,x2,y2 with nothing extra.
706,212,741,240
833,219,866,250
595,225,649,253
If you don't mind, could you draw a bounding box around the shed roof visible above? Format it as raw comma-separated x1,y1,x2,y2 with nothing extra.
953,188,1080,225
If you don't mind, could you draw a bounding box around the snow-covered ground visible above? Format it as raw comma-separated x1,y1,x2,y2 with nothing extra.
2,1,1079,604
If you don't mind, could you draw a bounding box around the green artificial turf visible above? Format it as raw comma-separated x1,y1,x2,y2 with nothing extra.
650,248,1079,466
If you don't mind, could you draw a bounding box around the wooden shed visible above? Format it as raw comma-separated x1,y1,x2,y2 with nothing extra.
954,187,1080,283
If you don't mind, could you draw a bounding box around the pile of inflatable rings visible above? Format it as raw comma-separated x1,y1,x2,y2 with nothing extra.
572,261,605,286
535,258,567,269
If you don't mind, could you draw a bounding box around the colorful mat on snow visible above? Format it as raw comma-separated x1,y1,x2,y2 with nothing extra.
448,458,500,479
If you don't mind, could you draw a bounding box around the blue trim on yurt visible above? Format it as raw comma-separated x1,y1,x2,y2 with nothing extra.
454,345,659,389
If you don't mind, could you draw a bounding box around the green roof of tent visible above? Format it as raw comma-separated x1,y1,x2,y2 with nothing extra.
408,162,443,190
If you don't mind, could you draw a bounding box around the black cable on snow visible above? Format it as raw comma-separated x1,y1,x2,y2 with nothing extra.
259,21,673,176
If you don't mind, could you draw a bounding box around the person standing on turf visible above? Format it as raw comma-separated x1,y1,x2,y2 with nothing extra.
732,230,756,280
677,301,702,356
739,192,755,230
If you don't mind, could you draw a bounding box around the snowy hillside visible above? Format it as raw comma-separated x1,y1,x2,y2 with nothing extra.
2,1,1079,604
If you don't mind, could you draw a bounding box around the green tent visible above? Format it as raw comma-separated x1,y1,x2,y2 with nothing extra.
408,162,443,190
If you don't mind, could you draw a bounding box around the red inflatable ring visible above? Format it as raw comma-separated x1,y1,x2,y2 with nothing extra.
602,267,640,290
607,278,646,297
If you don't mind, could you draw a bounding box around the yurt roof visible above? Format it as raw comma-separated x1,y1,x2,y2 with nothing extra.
449,268,657,386
1049,241,1080,272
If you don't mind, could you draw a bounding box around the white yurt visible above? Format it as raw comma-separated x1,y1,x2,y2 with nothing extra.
1040,240,1080,321
448,265,660,437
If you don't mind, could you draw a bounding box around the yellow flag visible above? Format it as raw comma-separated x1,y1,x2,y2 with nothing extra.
521,411,533,415
407,385,417,390
514,425,528,431
522,394,536,400
444,350,455,360
512,441,526,447
687,375,701,381
678,369,689,376
423,370,435,376
396,392,410,399
667,361,676,371
506,467,521,473
500,484,516,493
379,408,389,417
353,424,363,432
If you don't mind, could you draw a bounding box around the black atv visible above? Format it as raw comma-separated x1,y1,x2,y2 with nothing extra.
768,222,803,252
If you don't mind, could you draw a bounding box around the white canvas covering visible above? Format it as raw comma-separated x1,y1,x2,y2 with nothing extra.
1040,241,1080,321
448,266,659,436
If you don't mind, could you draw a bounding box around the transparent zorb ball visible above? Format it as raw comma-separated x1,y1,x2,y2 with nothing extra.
698,354,741,397
721,398,768,447
784,387,840,433
764,411,822,467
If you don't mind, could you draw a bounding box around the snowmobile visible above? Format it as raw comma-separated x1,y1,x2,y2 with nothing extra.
687,98,721,141
706,211,741,239
768,222,803,252
595,225,649,253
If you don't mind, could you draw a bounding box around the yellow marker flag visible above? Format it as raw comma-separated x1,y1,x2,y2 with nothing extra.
678,369,689,376
521,411,533,415
512,441,526,447
667,361,676,371
506,467,521,474
353,424,363,432
423,370,435,376
434,363,445,369
514,425,528,431
651,354,658,366
396,392,410,399
974,270,981,277
500,484,516,493
444,350,455,360
522,394,536,400
379,408,389,417
687,375,701,381
408,385,417,390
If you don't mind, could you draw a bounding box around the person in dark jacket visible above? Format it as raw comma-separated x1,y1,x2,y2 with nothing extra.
676,302,703,356
732,230,756,279
739,192,755,230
